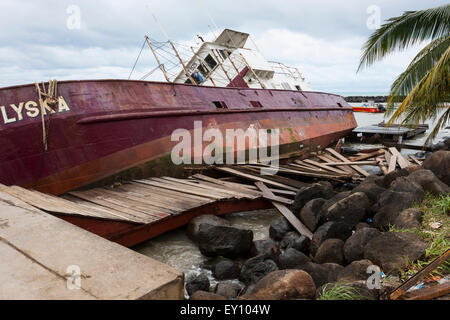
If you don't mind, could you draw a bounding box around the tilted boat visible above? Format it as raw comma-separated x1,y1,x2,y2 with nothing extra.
352,101,386,113
0,29,357,195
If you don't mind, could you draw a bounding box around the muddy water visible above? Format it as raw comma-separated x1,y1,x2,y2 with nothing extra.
135,106,449,283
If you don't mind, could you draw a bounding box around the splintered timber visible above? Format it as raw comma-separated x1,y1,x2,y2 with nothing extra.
0,96,71,125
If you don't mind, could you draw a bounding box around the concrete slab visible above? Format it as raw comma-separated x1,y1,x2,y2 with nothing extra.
0,191,184,300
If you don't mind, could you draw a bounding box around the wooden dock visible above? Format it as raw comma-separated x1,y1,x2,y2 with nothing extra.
0,147,411,247
350,122,428,143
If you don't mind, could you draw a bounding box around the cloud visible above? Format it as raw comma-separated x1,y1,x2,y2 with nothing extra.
0,0,447,93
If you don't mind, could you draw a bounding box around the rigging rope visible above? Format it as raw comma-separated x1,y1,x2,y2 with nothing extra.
128,39,147,80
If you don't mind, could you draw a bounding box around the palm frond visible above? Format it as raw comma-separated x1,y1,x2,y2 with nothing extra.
385,35,450,116
358,4,450,72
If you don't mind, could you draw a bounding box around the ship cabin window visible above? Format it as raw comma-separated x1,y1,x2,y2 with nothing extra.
218,49,232,61
281,82,292,90
250,101,263,108
295,85,302,91
185,79,192,84
213,101,228,109
204,54,218,69
337,103,343,108
197,64,209,77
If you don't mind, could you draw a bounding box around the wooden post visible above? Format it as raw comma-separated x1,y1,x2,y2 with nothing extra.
169,41,197,84
238,52,266,89
210,49,233,85
145,36,171,83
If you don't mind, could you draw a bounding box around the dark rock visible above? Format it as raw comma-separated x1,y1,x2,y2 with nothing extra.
423,151,450,185
381,168,410,188
330,191,352,202
187,214,231,243
278,248,310,269
314,239,345,265
390,177,425,198
364,232,428,274
355,222,371,231
248,270,316,300
280,232,310,253
343,227,381,263
299,262,344,287
299,198,328,232
393,208,424,229
186,273,210,296
310,222,352,255
269,217,293,241
325,192,370,228
215,282,243,299
197,224,253,258
291,182,334,215
190,291,226,300
239,255,278,285
249,239,278,259
407,169,450,195
351,182,386,205
362,175,385,188
213,259,241,280
337,259,374,282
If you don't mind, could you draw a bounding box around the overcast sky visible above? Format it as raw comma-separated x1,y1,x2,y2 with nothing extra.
0,0,447,95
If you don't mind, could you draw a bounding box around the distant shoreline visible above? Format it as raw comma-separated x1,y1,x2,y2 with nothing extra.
344,96,388,103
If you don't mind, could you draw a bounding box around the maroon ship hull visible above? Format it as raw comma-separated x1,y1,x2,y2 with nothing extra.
0,80,357,195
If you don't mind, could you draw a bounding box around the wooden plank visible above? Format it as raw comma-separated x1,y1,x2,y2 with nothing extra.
349,150,385,162
317,154,354,174
294,160,328,172
215,167,299,192
400,282,450,300
150,177,227,198
388,154,398,173
247,165,350,180
325,148,370,177
192,174,262,197
408,154,423,166
390,249,450,300
376,157,388,175
389,147,412,169
68,189,164,223
317,160,378,166
289,162,329,174
238,166,307,189
129,181,212,203
303,159,349,174
137,179,224,199
255,182,313,239
384,149,392,164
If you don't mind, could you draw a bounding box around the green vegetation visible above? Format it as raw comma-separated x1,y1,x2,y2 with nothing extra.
388,193,450,280
358,4,450,144
318,283,373,301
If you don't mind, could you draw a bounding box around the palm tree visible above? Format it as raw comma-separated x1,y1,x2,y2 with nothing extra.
357,4,450,144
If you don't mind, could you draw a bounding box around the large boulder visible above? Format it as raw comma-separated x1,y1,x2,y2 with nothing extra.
314,239,345,265
380,168,410,188
215,282,243,299
278,248,311,269
197,224,253,258
343,227,381,263
364,232,428,274
279,232,310,253
291,182,335,215
249,239,279,260
190,291,226,300
269,217,293,241
247,270,316,300
187,214,231,243
310,222,352,255
351,182,386,205
213,259,241,280
393,208,424,229
299,198,329,232
422,150,450,185
407,169,450,195
337,259,374,282
325,192,370,228
299,262,344,288
185,273,210,296
239,255,278,285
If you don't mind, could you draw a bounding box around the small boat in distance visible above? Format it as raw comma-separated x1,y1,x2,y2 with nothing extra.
352,100,386,113
0,29,357,195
